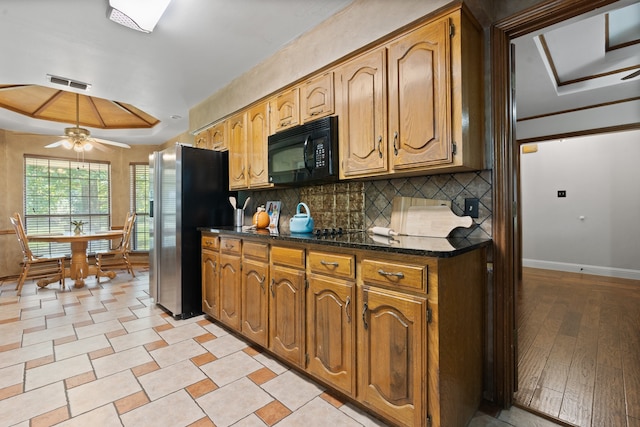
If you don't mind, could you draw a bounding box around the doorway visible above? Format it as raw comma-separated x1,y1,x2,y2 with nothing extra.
514,133,640,425
489,0,634,415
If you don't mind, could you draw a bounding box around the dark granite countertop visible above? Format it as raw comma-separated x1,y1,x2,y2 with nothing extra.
199,226,491,258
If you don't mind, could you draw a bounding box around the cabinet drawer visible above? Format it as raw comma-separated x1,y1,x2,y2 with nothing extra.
271,246,305,268
202,235,219,250
308,250,354,279
220,237,241,255
243,241,269,261
361,259,427,292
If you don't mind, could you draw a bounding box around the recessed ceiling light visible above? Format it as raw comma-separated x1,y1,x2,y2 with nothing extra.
107,0,172,33
170,115,182,120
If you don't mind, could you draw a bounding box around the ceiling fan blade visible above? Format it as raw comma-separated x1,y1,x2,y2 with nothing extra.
89,140,112,152
44,139,68,148
621,69,640,81
92,137,131,149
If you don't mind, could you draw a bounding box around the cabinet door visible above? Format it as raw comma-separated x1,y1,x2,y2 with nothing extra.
246,102,270,188
306,274,355,397
273,87,300,132
194,130,209,149
228,111,248,190
358,285,426,427
209,121,228,151
269,264,305,367
337,48,388,178
219,253,242,330
388,18,451,170
241,258,269,347
202,250,219,318
301,72,334,122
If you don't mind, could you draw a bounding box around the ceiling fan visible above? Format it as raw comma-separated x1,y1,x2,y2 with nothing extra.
45,93,131,152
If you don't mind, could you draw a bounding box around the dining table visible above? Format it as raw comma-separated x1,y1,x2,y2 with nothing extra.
28,230,125,288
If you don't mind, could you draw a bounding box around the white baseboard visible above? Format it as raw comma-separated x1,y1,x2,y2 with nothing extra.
522,259,640,281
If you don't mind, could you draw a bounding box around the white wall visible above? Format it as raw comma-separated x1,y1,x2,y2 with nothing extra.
521,129,640,279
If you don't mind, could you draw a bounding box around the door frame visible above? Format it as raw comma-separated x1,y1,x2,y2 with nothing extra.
490,0,619,408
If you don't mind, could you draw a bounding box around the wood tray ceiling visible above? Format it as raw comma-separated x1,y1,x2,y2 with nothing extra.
0,85,159,129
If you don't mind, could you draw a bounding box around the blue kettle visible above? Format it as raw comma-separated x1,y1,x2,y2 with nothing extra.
289,202,314,233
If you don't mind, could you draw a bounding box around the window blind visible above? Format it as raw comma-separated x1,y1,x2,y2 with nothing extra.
23,155,111,257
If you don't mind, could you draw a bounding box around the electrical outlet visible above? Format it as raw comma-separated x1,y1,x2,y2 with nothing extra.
558,190,566,197
464,198,479,218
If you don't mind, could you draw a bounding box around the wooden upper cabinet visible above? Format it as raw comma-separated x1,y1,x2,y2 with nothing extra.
301,72,334,123
194,130,209,149
272,87,300,132
246,101,270,188
228,111,247,190
388,18,451,170
337,48,388,179
337,8,482,179
209,120,228,151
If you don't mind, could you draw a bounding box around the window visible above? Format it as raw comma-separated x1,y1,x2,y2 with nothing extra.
24,156,111,256
130,163,150,251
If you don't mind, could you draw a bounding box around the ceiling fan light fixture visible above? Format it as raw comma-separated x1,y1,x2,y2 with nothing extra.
107,0,172,33
83,142,93,152
62,140,73,149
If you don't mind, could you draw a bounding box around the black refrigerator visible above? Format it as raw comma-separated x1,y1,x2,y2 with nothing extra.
149,144,234,319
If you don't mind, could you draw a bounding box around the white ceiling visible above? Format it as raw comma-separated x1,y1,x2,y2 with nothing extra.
0,0,353,146
513,0,640,119
0,0,638,147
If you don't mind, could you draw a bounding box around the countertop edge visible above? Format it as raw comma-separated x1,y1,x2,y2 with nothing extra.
198,227,492,258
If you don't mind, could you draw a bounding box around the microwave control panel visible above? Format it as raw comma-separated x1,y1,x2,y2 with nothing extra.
315,142,326,168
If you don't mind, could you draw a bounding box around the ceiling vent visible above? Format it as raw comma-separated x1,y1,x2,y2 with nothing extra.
46,74,91,91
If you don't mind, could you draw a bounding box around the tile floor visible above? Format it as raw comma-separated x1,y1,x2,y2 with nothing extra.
0,269,563,427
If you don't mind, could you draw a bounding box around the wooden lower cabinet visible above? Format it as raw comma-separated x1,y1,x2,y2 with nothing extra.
269,264,305,367
219,239,242,330
202,249,219,318
241,256,269,347
357,285,427,427
201,232,485,427
202,235,220,318
306,273,356,397
241,242,269,347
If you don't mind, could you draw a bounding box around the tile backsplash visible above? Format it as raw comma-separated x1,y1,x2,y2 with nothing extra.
242,170,492,238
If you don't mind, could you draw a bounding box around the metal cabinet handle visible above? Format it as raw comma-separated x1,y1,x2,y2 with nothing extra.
320,260,339,267
393,131,399,155
213,261,217,272
377,269,404,279
270,278,275,297
377,135,383,158
362,302,368,330
310,110,323,116
259,275,266,291
345,296,351,323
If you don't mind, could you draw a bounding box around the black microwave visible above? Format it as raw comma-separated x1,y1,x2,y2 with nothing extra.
268,116,338,185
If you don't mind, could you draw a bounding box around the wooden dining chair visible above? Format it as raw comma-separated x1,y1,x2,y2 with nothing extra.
9,212,66,296
95,212,136,282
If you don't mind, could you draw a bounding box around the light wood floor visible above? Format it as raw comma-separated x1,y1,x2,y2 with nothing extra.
515,267,640,427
